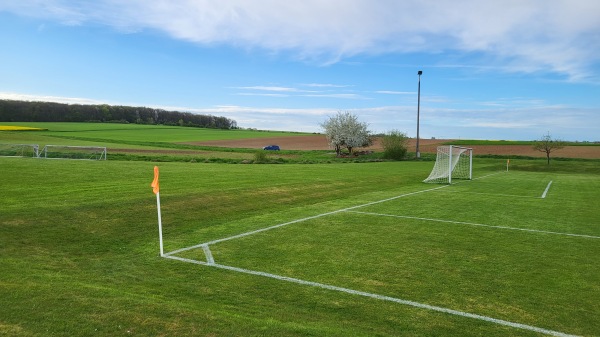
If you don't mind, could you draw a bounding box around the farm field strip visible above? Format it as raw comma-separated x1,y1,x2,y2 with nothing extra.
164,171,593,336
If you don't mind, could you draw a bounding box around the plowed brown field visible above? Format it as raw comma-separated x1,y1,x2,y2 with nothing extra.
188,135,600,159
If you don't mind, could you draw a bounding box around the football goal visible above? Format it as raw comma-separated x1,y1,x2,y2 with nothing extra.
40,145,107,160
423,145,472,184
0,143,39,158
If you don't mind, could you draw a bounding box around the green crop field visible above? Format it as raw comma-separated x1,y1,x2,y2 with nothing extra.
0,122,307,149
1,124,599,336
0,122,323,163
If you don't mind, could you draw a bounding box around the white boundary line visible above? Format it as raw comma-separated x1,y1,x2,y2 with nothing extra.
201,244,215,265
161,172,581,337
441,191,539,199
165,185,449,257
346,211,600,239
163,255,578,337
467,171,506,182
542,181,553,199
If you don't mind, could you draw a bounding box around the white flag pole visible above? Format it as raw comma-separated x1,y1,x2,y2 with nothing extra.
156,191,164,257
151,166,164,257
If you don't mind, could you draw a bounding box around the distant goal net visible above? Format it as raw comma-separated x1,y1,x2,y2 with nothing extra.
0,143,39,158
423,145,472,184
40,145,107,160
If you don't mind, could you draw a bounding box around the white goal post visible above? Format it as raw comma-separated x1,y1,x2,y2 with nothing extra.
0,143,39,158
40,145,107,160
423,145,472,184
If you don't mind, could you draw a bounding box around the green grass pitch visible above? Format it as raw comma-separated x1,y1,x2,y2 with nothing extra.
170,169,599,337
1,126,599,336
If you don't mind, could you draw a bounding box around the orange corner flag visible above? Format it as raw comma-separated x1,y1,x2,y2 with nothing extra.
151,166,160,194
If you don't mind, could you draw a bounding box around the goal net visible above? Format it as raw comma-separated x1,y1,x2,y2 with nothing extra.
0,143,39,158
423,145,472,184
40,145,107,160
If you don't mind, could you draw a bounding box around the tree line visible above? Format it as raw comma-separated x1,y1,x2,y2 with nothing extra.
0,99,237,129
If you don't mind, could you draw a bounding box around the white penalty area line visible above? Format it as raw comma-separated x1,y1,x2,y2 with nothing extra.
472,171,507,181
450,171,506,184
163,255,577,337
541,181,553,199
443,191,539,199
165,172,508,257
346,211,600,240
164,185,450,257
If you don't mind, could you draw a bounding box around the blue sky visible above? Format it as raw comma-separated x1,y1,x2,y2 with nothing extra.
1,1,599,141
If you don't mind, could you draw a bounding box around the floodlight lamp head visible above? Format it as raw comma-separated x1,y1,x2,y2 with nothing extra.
418,70,423,75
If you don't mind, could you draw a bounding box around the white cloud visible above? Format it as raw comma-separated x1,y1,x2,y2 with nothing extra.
0,91,107,105
301,93,368,100
303,83,352,88
234,84,365,99
235,93,289,97
2,0,599,81
235,86,301,92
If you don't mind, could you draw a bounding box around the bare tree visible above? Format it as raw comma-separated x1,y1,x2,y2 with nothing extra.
321,111,372,156
533,132,565,165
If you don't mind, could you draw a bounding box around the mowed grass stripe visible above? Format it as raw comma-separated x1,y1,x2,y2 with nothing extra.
208,211,599,336
346,210,600,239
361,172,600,237
2,154,598,336
166,257,578,337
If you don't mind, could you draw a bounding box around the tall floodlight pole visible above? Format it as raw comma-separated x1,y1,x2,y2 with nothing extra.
416,70,423,158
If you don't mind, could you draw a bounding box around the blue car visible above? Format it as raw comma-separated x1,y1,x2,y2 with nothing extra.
263,145,280,151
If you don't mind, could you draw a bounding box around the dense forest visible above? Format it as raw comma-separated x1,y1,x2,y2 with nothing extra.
0,99,237,129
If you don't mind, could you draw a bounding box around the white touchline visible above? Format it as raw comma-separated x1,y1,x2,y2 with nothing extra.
164,185,450,257
542,181,553,199
443,191,538,199
346,211,600,239
162,255,578,337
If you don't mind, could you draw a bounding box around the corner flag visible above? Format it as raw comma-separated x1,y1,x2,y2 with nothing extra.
151,166,164,256
151,166,160,194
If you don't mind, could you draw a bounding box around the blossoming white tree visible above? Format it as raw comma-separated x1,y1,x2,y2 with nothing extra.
321,111,372,156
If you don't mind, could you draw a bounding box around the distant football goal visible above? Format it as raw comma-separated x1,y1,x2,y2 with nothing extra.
423,145,472,184
0,143,39,158
40,145,107,160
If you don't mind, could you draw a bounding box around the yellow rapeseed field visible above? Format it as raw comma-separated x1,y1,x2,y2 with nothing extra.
0,125,46,131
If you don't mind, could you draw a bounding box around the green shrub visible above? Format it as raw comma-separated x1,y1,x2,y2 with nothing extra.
382,130,409,160
254,150,268,163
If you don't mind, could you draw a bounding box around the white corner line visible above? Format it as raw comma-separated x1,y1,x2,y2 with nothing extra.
541,181,553,199
202,244,215,265
163,254,208,265
346,211,600,239
163,256,578,337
